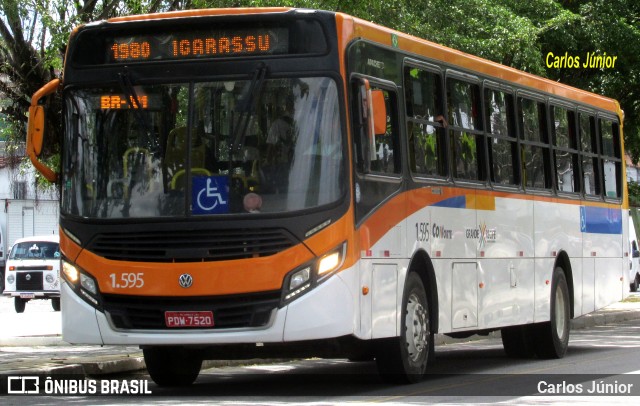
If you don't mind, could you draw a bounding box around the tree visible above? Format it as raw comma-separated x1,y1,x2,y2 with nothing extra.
0,0,195,185
2,0,639,178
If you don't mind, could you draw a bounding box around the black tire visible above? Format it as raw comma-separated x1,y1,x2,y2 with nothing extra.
14,297,26,313
501,325,535,358
143,347,202,387
631,275,639,293
51,298,61,312
375,272,431,383
533,268,570,359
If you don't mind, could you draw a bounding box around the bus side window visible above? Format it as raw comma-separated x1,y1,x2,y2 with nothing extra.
447,77,485,181
579,113,601,197
518,97,551,190
600,118,622,199
404,66,447,178
551,105,580,193
484,87,517,185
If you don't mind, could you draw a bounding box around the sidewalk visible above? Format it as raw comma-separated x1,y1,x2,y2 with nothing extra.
1,298,639,376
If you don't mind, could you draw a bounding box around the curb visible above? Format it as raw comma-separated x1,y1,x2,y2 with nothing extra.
0,353,146,376
0,335,66,348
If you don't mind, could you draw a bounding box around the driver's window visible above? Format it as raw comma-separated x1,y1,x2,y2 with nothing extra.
351,79,401,224
353,83,400,176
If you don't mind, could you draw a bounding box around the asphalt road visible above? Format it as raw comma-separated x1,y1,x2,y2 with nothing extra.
0,296,60,339
2,294,640,404
151,318,640,403
4,316,631,404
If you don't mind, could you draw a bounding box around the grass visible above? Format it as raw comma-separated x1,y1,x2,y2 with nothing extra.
621,295,640,303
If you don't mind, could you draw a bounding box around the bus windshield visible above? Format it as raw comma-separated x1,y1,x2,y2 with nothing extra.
62,77,344,219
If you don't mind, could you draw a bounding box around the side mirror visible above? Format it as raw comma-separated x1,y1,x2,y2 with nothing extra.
26,78,60,182
358,79,387,166
27,105,45,155
370,89,387,136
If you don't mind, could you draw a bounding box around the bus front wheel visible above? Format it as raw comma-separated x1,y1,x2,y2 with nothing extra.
375,272,431,383
533,268,570,359
143,346,202,387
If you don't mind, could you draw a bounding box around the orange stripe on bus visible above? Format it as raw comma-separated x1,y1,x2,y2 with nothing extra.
359,186,624,251
72,238,314,297
466,194,496,211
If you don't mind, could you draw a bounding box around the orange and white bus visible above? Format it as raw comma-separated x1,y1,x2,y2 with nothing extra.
27,8,629,385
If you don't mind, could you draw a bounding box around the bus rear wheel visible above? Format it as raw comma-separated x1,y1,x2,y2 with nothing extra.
533,268,570,359
143,346,202,387
375,272,431,383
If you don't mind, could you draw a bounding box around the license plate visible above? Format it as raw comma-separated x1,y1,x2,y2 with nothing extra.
165,311,214,328
19,293,35,299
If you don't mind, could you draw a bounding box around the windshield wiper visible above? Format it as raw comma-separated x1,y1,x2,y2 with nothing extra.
230,62,268,153
117,69,151,136
117,69,152,217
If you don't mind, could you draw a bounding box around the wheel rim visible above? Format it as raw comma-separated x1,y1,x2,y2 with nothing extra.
555,285,567,340
405,292,428,362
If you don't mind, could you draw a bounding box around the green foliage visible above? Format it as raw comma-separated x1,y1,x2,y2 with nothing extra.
1,0,640,185
629,181,640,207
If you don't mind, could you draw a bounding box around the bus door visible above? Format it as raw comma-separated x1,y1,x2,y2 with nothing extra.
351,76,404,339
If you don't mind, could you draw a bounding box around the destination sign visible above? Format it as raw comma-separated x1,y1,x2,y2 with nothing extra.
100,94,148,110
107,28,289,63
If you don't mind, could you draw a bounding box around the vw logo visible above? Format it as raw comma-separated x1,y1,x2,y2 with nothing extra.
178,274,193,288
25,274,31,281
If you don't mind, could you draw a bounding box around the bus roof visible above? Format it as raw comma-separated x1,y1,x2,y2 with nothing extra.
336,13,622,117
106,7,293,23
91,7,620,118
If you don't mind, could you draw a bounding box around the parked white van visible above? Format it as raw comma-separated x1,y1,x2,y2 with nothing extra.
0,227,5,292
3,235,61,313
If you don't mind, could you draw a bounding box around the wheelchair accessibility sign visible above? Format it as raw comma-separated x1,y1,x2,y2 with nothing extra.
192,176,229,214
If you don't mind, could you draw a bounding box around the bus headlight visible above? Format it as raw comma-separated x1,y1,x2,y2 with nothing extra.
62,261,79,284
61,259,101,308
80,273,97,295
281,242,346,305
318,251,341,276
7,274,15,284
289,266,311,291
45,274,55,284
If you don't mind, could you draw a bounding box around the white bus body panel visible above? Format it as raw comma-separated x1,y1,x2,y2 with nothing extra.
61,282,103,344
368,192,628,336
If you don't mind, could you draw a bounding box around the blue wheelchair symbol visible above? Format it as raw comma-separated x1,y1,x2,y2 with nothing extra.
192,176,229,214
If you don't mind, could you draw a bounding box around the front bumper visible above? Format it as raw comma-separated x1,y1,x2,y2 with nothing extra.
3,291,60,298
62,265,358,346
